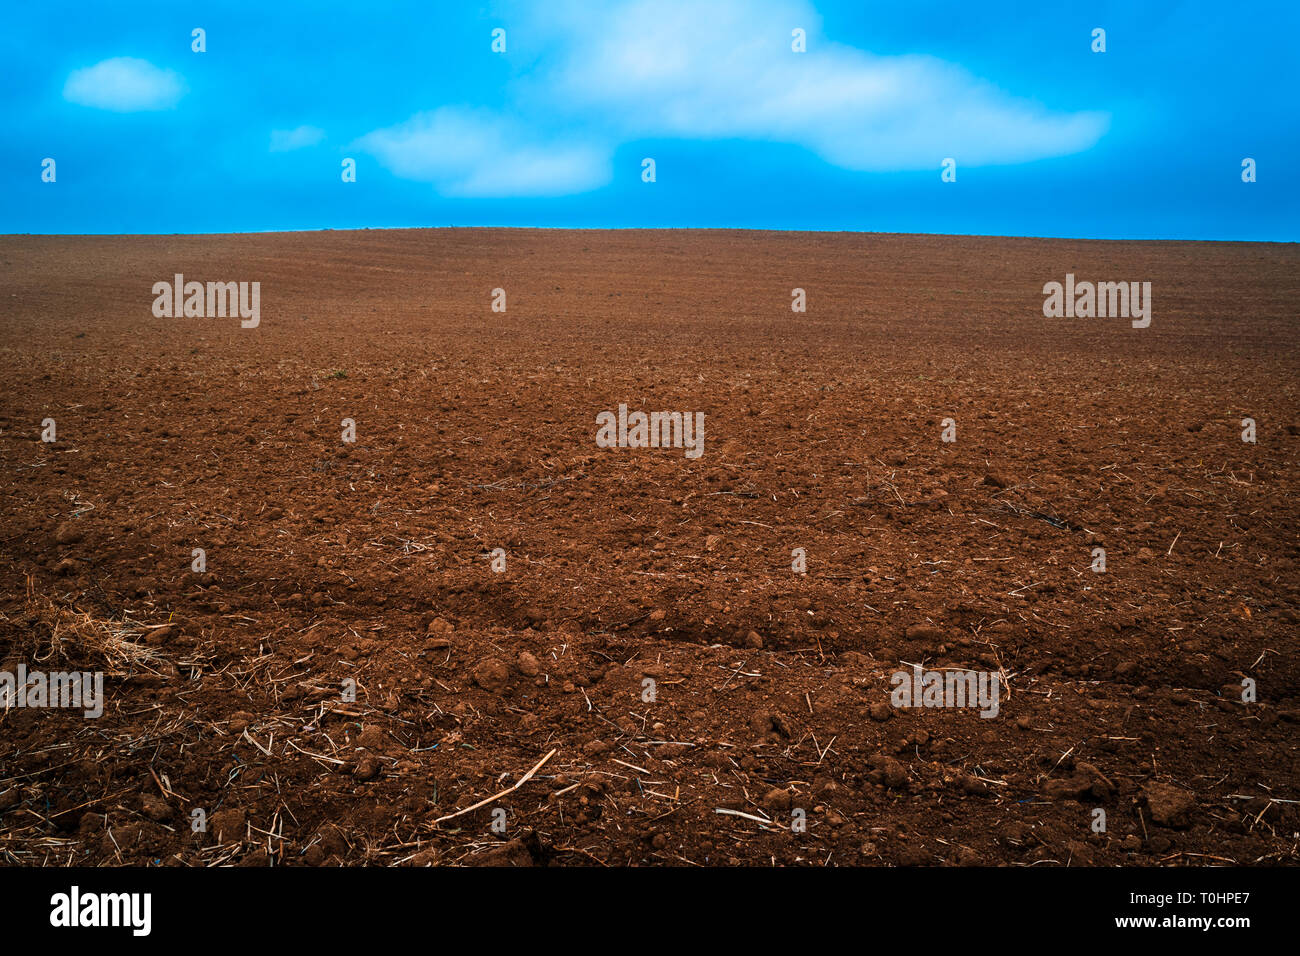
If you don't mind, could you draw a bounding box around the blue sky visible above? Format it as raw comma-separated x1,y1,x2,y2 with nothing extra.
3,0,1296,240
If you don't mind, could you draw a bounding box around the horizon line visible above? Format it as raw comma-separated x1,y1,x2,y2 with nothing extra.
2,224,1295,246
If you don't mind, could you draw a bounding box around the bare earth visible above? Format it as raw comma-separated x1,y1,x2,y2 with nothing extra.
1,228,1297,866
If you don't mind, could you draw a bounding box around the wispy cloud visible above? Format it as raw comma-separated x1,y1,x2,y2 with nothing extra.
359,0,1108,196
270,125,326,152
63,57,185,112
356,108,610,197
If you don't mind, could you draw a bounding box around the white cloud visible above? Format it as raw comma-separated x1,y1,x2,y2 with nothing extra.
537,0,1108,170
359,0,1107,195
63,57,185,112
356,108,610,197
270,126,326,151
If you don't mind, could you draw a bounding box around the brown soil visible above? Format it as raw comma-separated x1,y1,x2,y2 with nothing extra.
0,228,1297,866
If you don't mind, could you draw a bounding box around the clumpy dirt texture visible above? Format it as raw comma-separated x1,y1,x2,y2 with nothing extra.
0,228,1297,866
